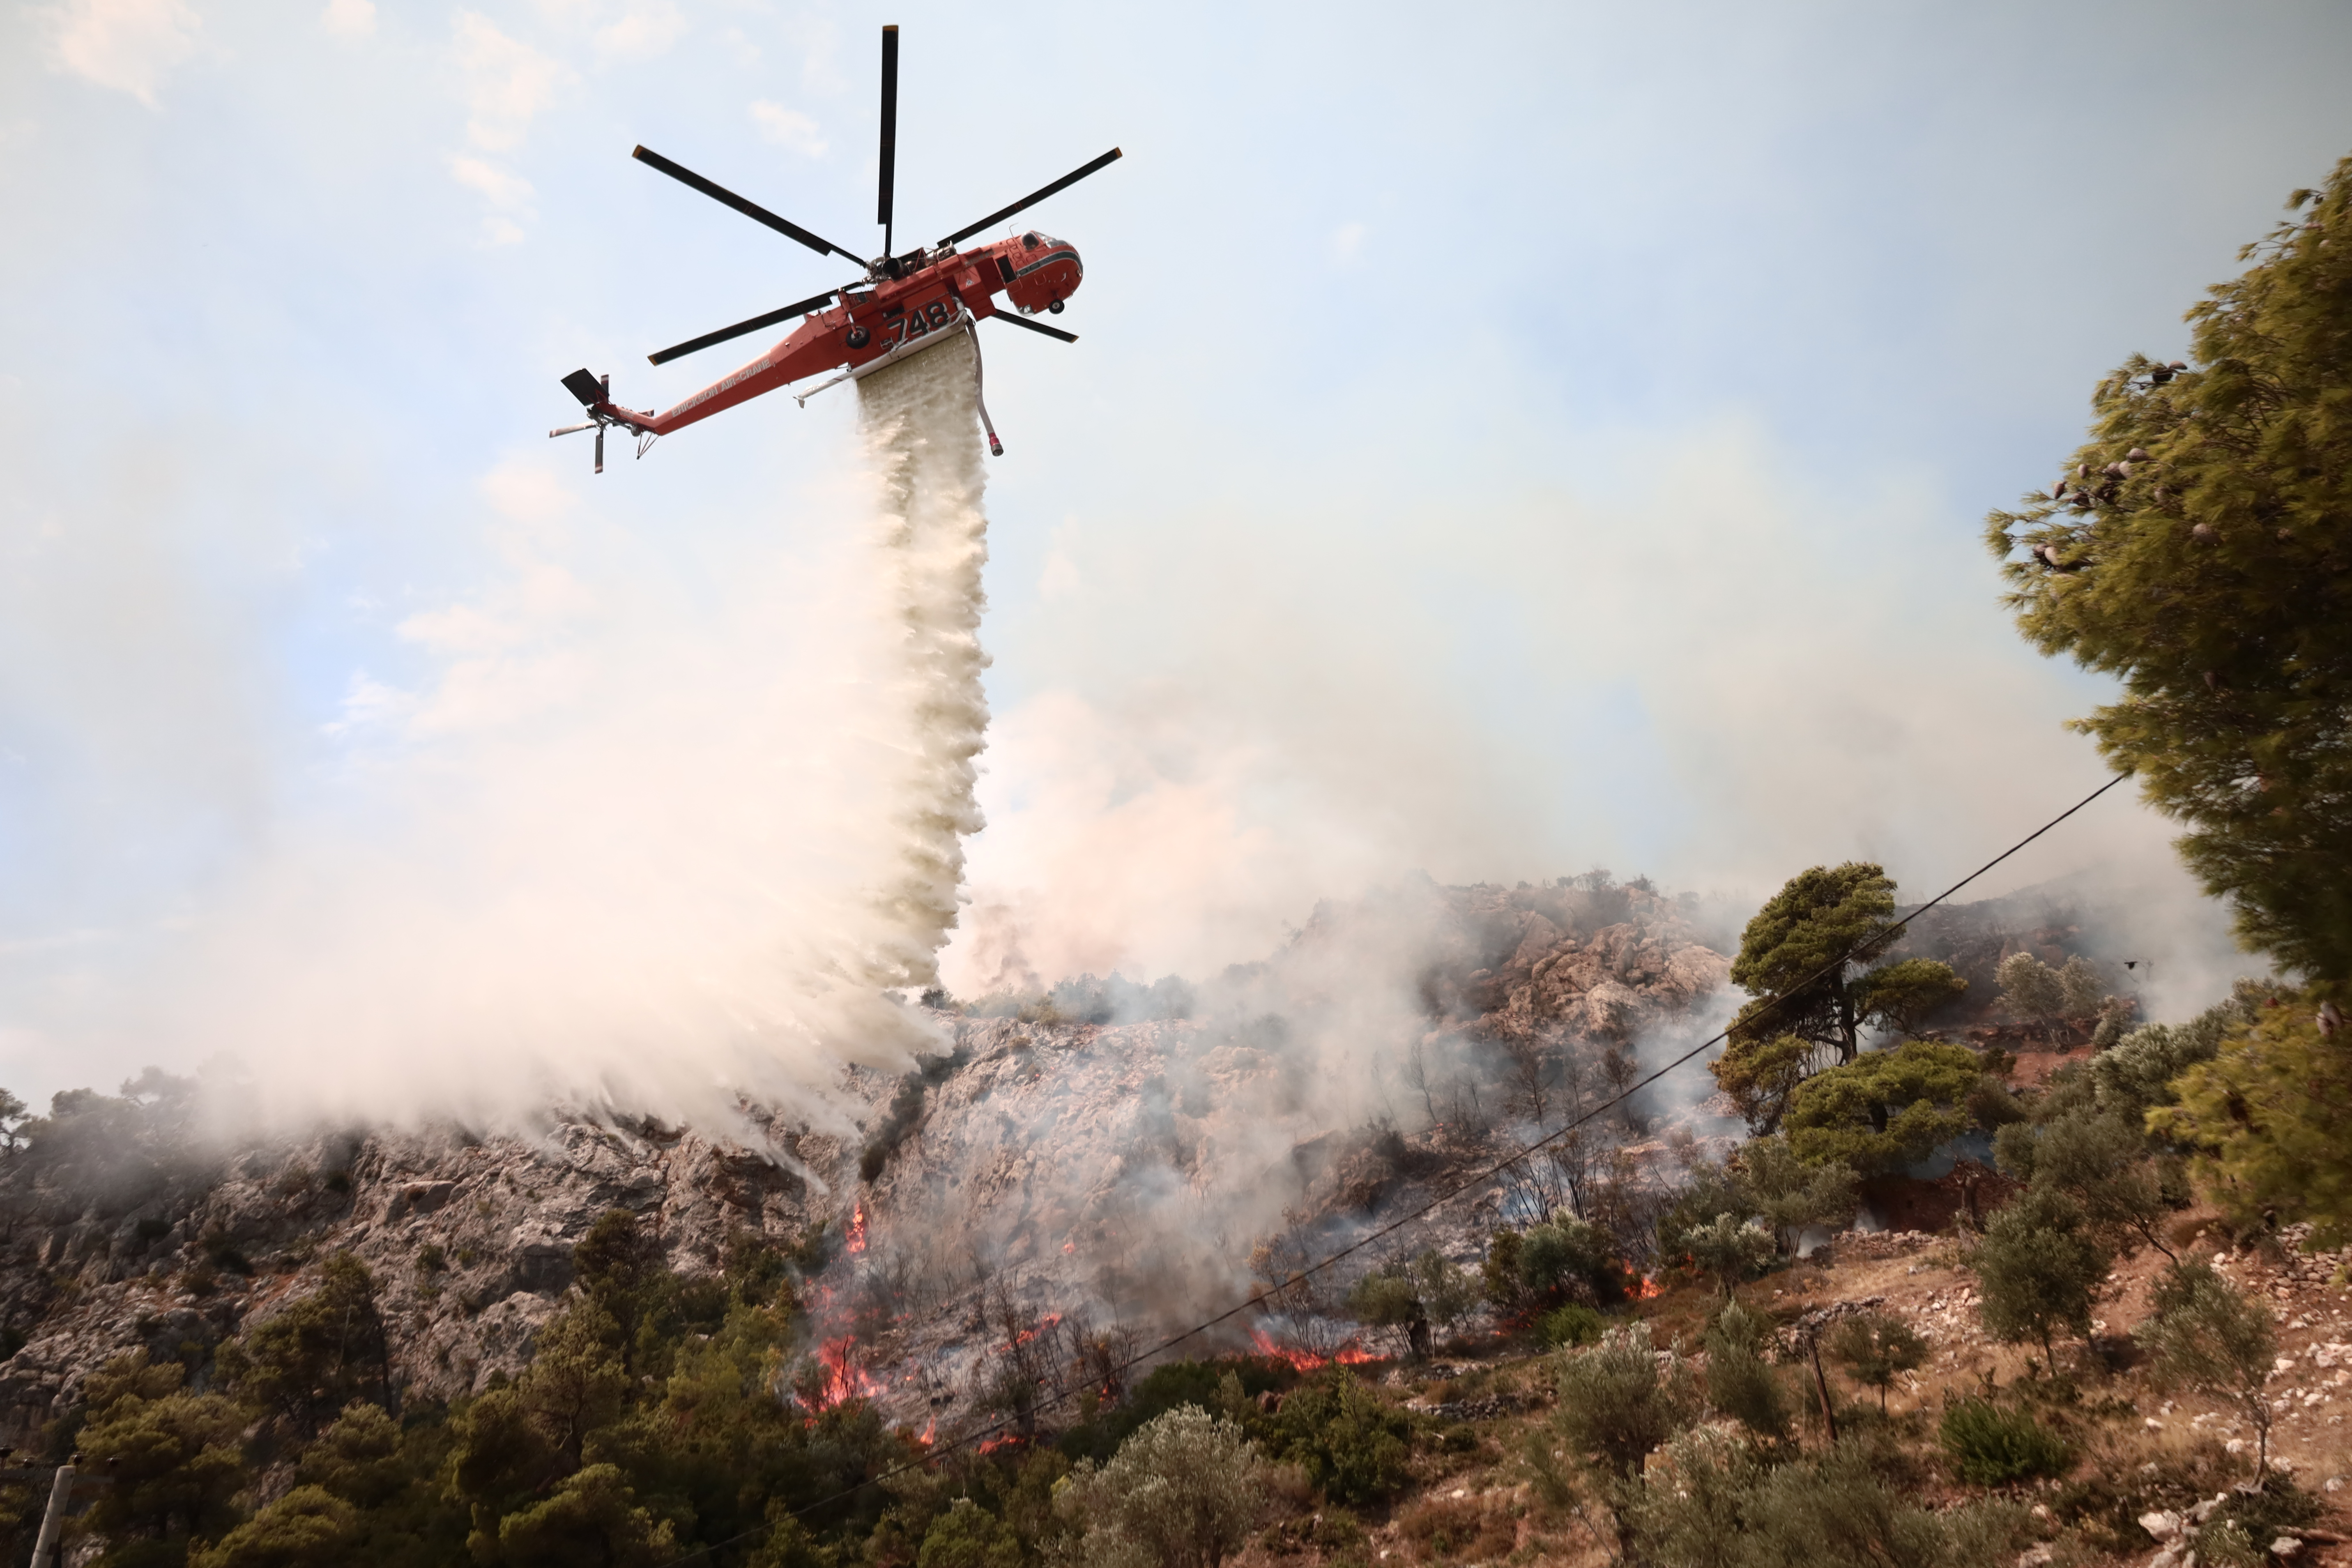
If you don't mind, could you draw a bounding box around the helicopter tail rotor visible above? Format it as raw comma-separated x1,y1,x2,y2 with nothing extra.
551,370,647,475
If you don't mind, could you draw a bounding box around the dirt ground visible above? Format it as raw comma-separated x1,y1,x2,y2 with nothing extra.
1227,1213,2352,1568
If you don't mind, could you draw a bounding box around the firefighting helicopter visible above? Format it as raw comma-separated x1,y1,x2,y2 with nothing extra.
551,24,1118,471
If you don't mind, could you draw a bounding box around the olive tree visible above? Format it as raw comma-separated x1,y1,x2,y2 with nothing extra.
2137,1259,2280,1485
1970,1189,2109,1369
1049,1406,1272,1568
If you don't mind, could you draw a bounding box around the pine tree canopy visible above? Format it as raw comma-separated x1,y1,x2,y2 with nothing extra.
1987,156,2352,985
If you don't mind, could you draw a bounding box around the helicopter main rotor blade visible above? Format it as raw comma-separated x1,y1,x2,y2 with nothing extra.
648,288,841,365
990,311,1077,343
938,148,1122,249
877,25,900,257
632,146,862,262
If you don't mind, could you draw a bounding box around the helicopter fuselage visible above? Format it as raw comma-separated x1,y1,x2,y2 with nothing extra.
603,232,1082,438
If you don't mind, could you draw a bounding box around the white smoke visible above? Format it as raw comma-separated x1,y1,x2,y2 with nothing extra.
20,338,997,1137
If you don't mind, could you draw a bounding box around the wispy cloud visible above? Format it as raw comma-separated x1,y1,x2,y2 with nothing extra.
320,0,374,41
750,99,825,158
450,11,572,152
41,0,201,109
448,152,536,245
594,0,683,60
1331,220,1369,265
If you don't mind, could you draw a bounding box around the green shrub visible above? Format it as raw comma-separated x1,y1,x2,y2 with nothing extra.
187,1485,360,1568
918,1498,1022,1568
1519,1213,1632,1306
1554,1323,1700,1479
1683,1213,1775,1296
75,1352,249,1555
1784,1042,1984,1175
1703,1302,1793,1441
1971,1188,2108,1365
1937,1399,2072,1485
2197,1479,2322,1566
1538,1303,1604,1347
1346,1250,1479,1357
1050,1406,1270,1568
1056,1358,1292,1466
214,1253,387,1436
1825,1312,1929,1413
1627,1431,2022,1568
1266,1371,1413,1506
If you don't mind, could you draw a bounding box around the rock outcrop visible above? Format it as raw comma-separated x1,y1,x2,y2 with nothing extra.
0,873,1736,1445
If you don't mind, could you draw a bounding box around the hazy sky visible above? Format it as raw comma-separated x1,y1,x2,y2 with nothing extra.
4,0,2349,1108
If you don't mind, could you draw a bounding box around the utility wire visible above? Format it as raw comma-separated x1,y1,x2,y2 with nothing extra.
655,769,2132,1566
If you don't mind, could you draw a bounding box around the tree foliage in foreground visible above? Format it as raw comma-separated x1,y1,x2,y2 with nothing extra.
1712,863,1965,1132
1986,157,2352,986
2152,986,2352,1245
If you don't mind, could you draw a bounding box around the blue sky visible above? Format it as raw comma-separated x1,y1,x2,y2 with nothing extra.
3,0,2349,1107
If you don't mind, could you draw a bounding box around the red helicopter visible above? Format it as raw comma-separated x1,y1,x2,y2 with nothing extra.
552,24,1117,471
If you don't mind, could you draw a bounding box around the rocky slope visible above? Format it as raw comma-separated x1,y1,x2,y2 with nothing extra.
2,871,2134,1455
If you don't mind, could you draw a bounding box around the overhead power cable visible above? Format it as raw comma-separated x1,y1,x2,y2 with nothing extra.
654,769,2132,1566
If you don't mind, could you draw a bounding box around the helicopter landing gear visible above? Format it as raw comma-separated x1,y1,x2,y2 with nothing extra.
845,325,872,349
1047,299,1064,314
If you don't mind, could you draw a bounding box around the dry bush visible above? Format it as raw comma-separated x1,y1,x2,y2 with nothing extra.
1397,1493,1518,1561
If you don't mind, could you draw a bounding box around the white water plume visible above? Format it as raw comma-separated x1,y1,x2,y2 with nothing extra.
852,331,994,991
18,340,997,1138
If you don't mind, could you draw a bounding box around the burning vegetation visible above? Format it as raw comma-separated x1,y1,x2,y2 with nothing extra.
7,852,2352,1566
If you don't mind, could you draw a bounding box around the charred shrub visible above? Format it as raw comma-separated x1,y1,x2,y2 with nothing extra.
1938,1398,2072,1485
200,1224,254,1276
1346,1249,1478,1358
1047,972,1195,1025
860,1046,972,1181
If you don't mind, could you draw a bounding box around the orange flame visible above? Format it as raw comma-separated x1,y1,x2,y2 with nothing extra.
1249,1329,1379,1370
847,1202,868,1255
1005,1312,1063,1351
811,1336,881,1408
1636,1274,1664,1300
917,1416,937,1446
978,1432,1024,1455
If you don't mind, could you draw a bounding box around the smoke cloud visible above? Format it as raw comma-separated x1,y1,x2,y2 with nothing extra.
7,338,996,1136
